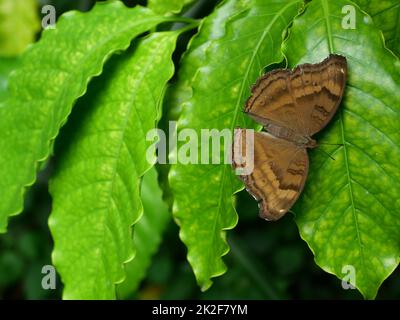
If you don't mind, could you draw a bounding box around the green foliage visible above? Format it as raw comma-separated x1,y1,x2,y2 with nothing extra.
148,0,197,15
0,2,169,233
169,0,304,291
353,0,400,56
117,167,170,299
0,173,57,299
284,0,400,299
0,0,399,300
0,57,19,101
0,0,40,56
49,31,179,299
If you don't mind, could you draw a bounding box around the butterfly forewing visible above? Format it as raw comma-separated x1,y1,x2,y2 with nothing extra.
245,54,347,137
235,54,347,220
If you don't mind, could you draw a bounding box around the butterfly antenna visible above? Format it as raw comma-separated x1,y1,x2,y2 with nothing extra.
319,142,344,146
288,209,297,217
316,148,336,161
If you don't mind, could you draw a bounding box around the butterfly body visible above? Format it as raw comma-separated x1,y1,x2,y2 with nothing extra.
264,123,317,148
233,54,347,221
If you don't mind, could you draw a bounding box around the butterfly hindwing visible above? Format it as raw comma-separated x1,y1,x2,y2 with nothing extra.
232,129,308,221
234,54,347,221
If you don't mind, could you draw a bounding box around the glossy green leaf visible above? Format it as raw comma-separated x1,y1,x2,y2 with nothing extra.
353,0,400,56
116,167,170,299
0,0,40,56
49,31,179,299
0,2,170,233
169,0,303,290
148,0,196,15
283,0,400,299
0,57,19,102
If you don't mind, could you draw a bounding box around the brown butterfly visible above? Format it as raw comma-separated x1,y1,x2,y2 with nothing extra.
232,54,347,221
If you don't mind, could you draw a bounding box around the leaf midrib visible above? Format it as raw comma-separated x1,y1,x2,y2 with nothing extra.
95,39,167,291
48,14,163,138
1,11,166,223
205,1,301,278
320,0,365,268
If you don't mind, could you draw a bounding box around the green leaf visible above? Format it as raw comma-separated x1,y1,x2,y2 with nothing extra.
116,167,170,299
0,0,40,56
282,0,400,299
49,31,179,299
148,0,196,15
352,0,400,56
169,0,303,290
0,57,19,102
0,2,170,233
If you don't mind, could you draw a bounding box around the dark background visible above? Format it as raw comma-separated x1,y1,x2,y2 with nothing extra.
0,0,399,300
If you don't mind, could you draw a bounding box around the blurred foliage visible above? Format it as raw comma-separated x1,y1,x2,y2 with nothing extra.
148,0,197,15
0,0,399,300
0,57,19,101
0,0,40,56
0,167,62,299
